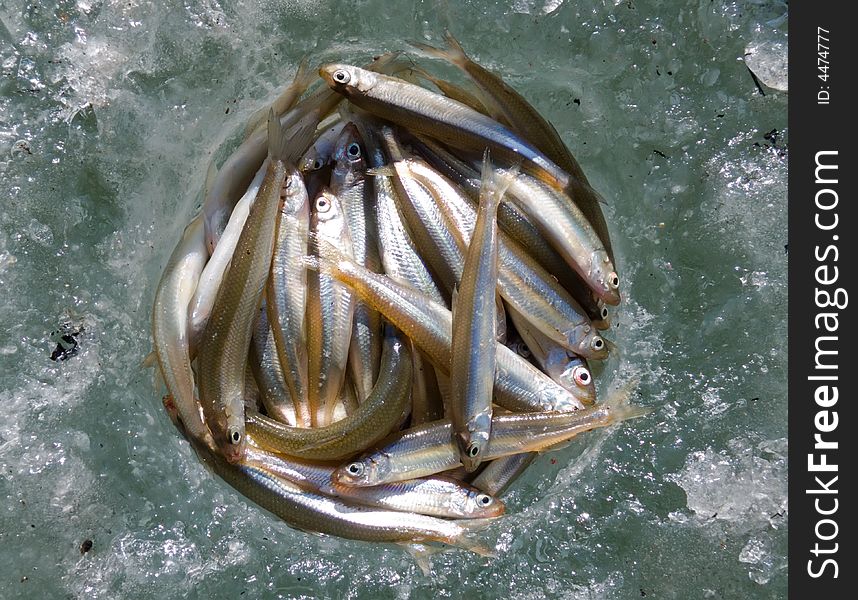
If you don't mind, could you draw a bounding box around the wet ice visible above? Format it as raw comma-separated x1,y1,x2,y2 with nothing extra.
0,0,787,598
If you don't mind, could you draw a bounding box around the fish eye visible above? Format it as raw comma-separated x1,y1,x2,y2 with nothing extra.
228,427,242,445
476,494,493,506
316,197,331,213
517,343,531,358
466,443,481,458
608,272,620,289
601,306,609,320
313,158,323,170
347,142,361,158
572,365,591,386
591,337,604,351
333,69,350,84
346,462,364,476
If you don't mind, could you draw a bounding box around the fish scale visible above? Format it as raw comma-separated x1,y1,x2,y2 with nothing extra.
331,124,383,403
306,190,355,427
197,112,313,462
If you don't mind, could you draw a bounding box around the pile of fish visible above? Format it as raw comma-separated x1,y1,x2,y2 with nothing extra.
150,33,648,561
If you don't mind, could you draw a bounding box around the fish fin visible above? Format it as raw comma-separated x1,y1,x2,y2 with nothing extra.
479,150,519,202
406,64,437,85
389,65,421,85
291,56,314,96
245,59,316,139
478,149,493,187
366,165,397,177
300,254,322,273
454,518,498,558
271,57,316,116
281,112,319,164
601,336,619,357
441,30,469,63
401,543,443,575
408,30,469,69
603,377,652,424
537,439,573,453
203,161,218,199
302,233,350,273
243,107,269,140
148,363,165,397
494,294,506,343
366,51,403,73
267,108,287,161
567,177,609,206
140,350,157,369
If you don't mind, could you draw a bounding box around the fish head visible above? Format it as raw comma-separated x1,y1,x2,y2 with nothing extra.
220,417,247,464
332,122,366,180
319,63,377,94
552,356,597,406
281,166,309,214
542,385,586,413
592,302,611,330
311,189,344,225
588,249,621,305
456,427,490,473
299,148,326,173
334,453,390,486
208,408,246,464
463,490,506,518
566,322,610,361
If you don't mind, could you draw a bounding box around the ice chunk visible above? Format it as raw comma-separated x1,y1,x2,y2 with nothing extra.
739,534,787,585
511,0,565,15
669,437,787,526
744,40,787,92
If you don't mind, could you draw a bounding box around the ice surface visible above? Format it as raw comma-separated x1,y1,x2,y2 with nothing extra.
743,15,788,92
0,0,786,598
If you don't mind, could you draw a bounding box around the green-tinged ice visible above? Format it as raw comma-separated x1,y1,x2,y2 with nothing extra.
0,0,787,597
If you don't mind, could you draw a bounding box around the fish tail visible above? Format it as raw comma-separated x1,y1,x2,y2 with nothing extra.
441,30,469,62
267,108,288,161
409,31,469,69
454,518,498,557
478,151,519,208
378,125,406,162
476,152,504,229
401,543,441,576
300,254,322,273
366,165,397,177
461,538,497,559
293,56,314,90
203,160,218,200
140,350,157,369
304,232,358,280
282,113,319,164
603,377,652,424
407,39,447,61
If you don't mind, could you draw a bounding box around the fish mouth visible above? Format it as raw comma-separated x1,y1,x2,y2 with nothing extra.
319,64,350,88
318,65,336,86
597,286,621,306
223,443,245,464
